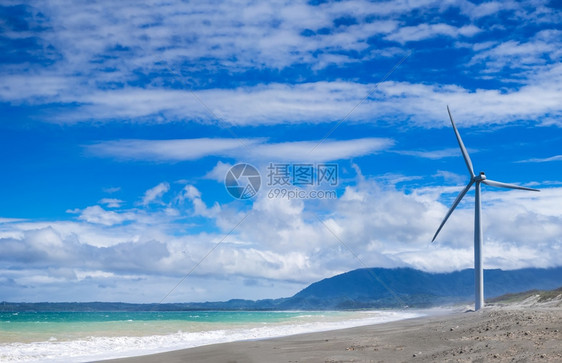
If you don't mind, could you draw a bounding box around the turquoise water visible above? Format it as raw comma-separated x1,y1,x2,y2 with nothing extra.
0,311,330,343
0,310,422,362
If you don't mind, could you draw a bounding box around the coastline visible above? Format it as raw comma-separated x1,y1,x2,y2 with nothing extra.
0,309,422,362
100,305,562,363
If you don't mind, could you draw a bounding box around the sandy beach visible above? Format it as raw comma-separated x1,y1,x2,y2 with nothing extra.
101,300,561,363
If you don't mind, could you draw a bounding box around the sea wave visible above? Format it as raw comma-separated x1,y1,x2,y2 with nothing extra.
0,310,422,362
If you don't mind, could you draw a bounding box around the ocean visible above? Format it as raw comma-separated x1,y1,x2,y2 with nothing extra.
0,310,421,362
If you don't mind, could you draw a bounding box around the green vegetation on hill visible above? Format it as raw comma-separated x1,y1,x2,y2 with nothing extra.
487,287,562,304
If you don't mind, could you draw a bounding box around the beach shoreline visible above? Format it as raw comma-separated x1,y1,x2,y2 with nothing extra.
99,305,561,363
0,309,423,362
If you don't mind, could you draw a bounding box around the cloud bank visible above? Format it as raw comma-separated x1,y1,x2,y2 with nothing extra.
1,177,560,302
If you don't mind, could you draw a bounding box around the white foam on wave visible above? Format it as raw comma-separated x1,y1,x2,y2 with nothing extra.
0,310,422,363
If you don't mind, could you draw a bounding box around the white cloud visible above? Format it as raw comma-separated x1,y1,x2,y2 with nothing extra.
87,137,394,163
385,23,480,43
76,205,134,226
55,82,373,125
250,138,394,162
99,198,124,208
1,0,560,129
368,73,562,127
87,138,261,161
458,0,516,19
0,218,26,224
8,71,556,128
0,0,558,126
433,170,466,185
103,186,121,194
0,0,416,107
0,74,71,101
393,148,462,160
176,185,221,218
141,182,170,206
517,155,562,163
204,161,234,182
471,39,561,74
1,177,560,302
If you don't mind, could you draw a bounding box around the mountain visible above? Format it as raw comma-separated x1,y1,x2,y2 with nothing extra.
489,287,562,305
2,267,560,311
284,267,562,309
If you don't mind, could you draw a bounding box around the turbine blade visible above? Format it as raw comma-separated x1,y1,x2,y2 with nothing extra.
432,180,474,242
482,179,540,192
447,106,475,178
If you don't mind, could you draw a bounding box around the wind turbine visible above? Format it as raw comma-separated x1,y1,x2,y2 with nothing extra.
432,106,539,311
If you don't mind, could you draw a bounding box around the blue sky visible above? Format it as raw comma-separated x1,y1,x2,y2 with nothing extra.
1,0,561,303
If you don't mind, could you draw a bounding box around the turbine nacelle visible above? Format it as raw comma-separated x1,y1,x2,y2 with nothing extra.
474,172,486,182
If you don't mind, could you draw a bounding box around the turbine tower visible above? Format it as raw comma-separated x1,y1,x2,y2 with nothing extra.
432,106,539,311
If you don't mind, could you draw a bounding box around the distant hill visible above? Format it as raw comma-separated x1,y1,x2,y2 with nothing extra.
284,267,562,309
2,267,561,311
488,287,562,305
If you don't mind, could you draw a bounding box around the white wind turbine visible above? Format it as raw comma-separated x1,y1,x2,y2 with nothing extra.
432,106,540,311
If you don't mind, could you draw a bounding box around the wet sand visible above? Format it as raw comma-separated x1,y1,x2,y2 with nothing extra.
101,304,561,362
